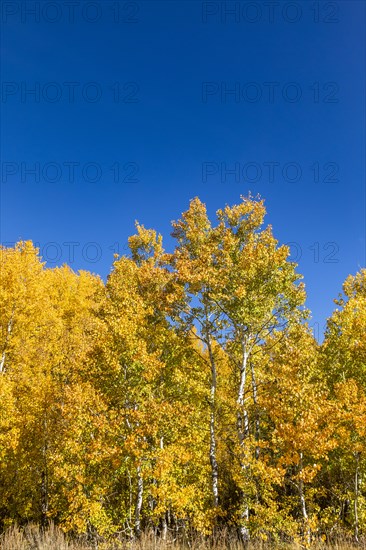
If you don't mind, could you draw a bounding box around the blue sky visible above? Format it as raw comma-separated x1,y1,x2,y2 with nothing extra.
1,0,365,338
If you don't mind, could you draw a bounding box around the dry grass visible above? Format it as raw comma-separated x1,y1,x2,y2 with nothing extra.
0,523,80,549
0,525,365,550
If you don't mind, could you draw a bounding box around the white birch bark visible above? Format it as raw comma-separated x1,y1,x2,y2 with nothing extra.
237,346,249,446
0,316,13,373
237,338,250,542
135,465,143,537
159,436,168,539
250,362,260,460
161,513,168,541
207,338,219,508
298,452,311,545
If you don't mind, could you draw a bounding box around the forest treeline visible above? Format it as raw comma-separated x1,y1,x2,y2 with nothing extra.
0,196,365,545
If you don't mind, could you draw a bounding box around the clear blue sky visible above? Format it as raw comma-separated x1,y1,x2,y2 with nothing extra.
1,0,365,338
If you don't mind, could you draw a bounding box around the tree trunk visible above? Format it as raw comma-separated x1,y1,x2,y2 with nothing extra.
239,508,250,544
207,338,219,508
237,339,250,541
250,362,260,460
126,468,134,537
340,498,350,524
0,316,13,373
40,470,48,528
41,413,49,528
158,436,168,539
354,452,360,543
161,512,168,540
298,452,311,545
135,465,143,537
237,348,249,446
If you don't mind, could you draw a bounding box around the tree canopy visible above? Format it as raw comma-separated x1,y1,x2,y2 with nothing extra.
0,196,365,545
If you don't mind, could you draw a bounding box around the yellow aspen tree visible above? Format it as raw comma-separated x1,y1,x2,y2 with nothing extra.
99,225,215,536
0,242,107,533
170,196,306,540
169,201,222,520
321,269,366,541
261,324,335,544
0,241,54,525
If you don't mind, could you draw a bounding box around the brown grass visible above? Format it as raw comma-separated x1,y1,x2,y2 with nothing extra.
0,524,365,550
